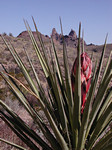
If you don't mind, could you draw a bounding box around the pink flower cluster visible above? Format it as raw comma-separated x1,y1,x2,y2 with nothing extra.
71,52,92,113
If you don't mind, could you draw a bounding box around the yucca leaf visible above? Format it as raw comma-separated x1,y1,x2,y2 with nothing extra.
0,62,26,101
1,102,53,150
72,23,81,149
85,72,112,144
43,110,69,150
1,65,69,150
82,29,84,53
24,47,54,114
92,128,112,150
88,56,112,128
77,37,108,150
60,24,73,108
92,60,98,81
88,86,112,138
102,143,112,150
31,18,64,115
85,36,107,135
1,35,40,98
48,52,70,143
63,38,74,109
32,16,48,65
31,19,60,106
1,72,68,149
0,72,58,148
7,75,68,150
51,37,66,93
51,40,68,112
32,17,45,51
1,112,54,150
59,18,73,107
86,103,112,150
23,47,40,86
31,18,71,149
24,20,49,77
59,18,74,149
0,108,40,150
87,64,112,136
0,72,37,118
46,69,68,132
0,100,61,150
24,47,54,118
26,18,69,125
101,51,112,83
26,19,65,124
0,138,26,150
2,34,66,148
52,55,72,148
96,86,112,120
51,37,70,126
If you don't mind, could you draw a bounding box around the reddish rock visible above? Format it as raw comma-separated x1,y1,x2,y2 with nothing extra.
51,28,61,40
17,28,86,48
69,29,77,39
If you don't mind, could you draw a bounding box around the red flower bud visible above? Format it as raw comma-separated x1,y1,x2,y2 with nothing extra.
71,52,92,113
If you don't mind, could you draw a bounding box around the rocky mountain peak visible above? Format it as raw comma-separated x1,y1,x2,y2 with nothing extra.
51,28,60,40
52,28,58,36
69,29,77,39
17,28,86,48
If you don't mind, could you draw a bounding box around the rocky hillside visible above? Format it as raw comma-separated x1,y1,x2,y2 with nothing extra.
0,29,112,150
0,29,112,95
18,28,86,48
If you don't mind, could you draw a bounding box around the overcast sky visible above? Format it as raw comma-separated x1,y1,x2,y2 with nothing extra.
0,0,112,45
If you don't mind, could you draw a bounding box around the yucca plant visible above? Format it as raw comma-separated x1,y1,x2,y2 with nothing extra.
0,18,112,150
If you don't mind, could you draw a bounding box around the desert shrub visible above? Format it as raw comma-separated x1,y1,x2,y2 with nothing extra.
2,32,7,36
9,33,13,37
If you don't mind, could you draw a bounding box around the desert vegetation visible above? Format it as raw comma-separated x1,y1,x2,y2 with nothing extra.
0,18,112,150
